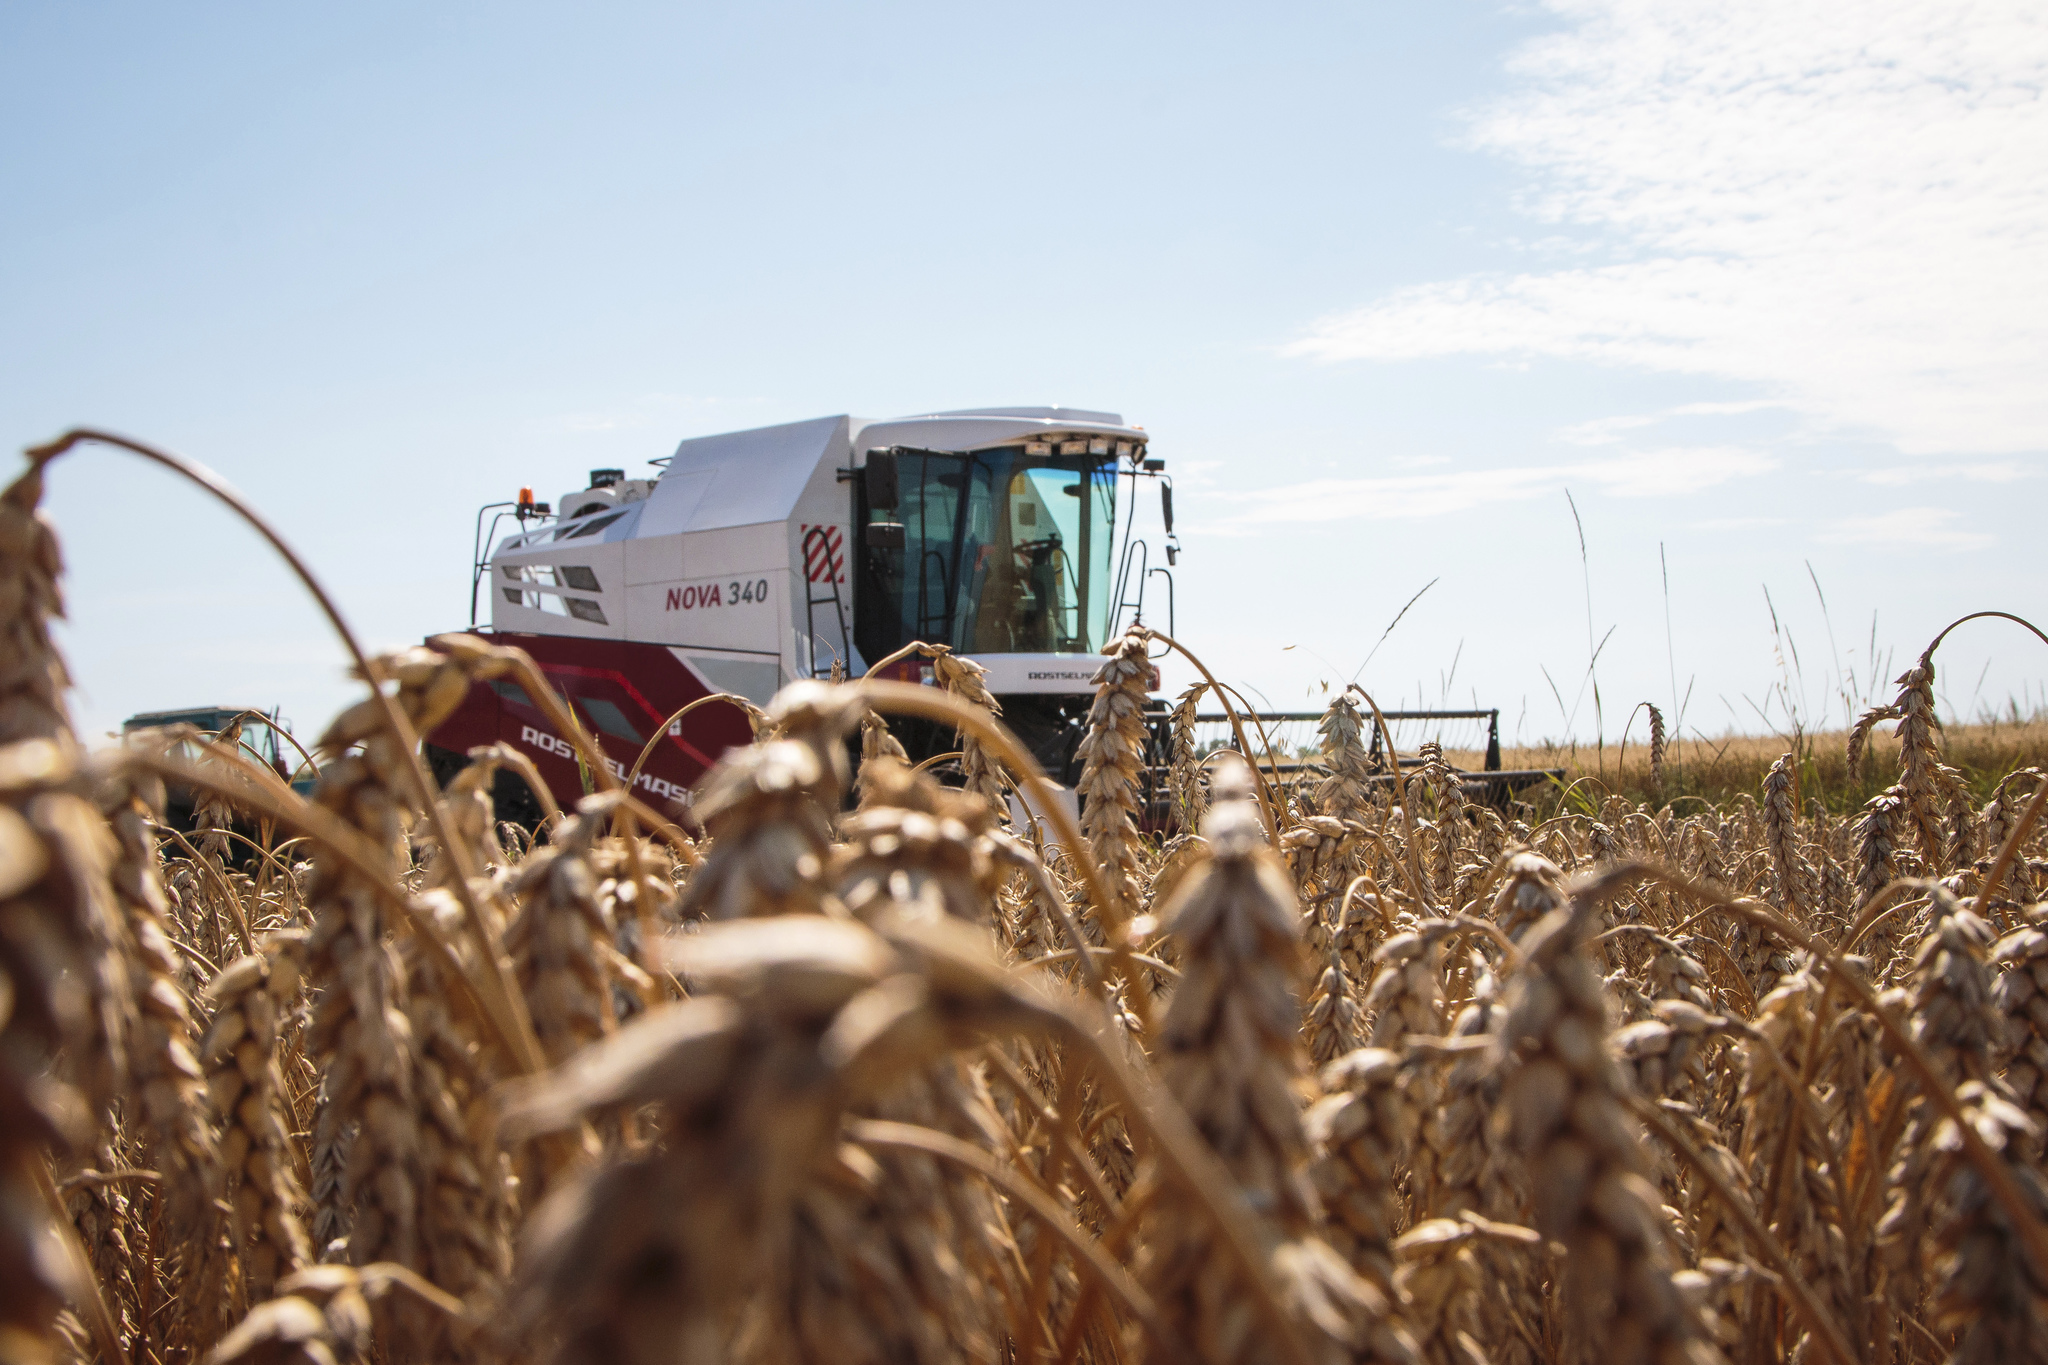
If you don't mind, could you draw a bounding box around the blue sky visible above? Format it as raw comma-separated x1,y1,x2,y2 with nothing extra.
4,1,2044,750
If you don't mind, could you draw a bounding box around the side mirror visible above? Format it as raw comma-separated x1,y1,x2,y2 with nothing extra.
864,450,900,511
865,522,906,550
1160,483,1174,535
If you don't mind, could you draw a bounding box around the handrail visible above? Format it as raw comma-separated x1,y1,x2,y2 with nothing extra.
1111,537,1149,638
1146,566,1175,642
469,501,518,627
1053,543,1081,648
916,546,952,642
1185,707,1508,775
799,524,851,679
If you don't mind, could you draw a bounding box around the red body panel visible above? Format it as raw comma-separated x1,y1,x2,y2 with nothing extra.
427,631,757,817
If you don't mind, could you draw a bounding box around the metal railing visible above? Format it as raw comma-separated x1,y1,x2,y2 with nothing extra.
1137,706,1561,829
1191,708,1503,772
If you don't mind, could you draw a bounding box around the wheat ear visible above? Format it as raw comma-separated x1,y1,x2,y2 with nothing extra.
202,931,316,1303
926,646,1010,820
0,456,136,1361
1492,868,1720,1365
1076,632,1154,931
1148,755,1404,1364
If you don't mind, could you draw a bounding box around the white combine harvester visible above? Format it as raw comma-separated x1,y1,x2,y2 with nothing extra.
428,407,1177,817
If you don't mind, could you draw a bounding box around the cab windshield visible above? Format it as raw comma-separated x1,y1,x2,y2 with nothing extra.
855,446,1117,662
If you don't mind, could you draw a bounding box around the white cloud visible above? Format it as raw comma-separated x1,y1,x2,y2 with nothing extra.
1285,1,2048,456
1556,400,1787,446
1861,460,2034,485
1815,507,1994,549
1190,447,1773,528
1586,447,1778,496
1692,516,1790,530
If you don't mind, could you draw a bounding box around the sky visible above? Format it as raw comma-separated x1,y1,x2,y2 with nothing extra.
3,0,2044,753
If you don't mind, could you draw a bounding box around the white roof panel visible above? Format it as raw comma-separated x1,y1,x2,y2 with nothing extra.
850,411,1148,455
623,407,1150,541
923,406,1123,424
639,414,845,536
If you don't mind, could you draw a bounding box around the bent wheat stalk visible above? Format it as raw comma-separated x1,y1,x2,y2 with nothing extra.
112,746,536,1074
1628,1096,1855,1365
1619,861,2048,1276
846,1119,1191,1359
29,435,546,1084
856,679,1158,1034
621,691,769,795
1141,629,1280,842
31,436,505,924
468,741,564,829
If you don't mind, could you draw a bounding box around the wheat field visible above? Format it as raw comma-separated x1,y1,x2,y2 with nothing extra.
5,432,2048,1365
1483,718,2048,815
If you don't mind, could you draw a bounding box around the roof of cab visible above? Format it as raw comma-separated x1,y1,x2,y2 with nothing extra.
634,408,1150,539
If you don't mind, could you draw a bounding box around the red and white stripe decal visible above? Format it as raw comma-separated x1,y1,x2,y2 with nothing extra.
801,524,846,583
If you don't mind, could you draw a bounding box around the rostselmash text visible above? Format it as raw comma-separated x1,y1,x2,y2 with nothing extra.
519,725,689,804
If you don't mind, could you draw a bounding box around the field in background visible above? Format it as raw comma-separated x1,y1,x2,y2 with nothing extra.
1230,697,2048,815
1482,713,2048,813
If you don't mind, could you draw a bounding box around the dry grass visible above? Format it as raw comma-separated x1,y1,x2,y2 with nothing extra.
8,429,2048,1365
1485,714,2048,814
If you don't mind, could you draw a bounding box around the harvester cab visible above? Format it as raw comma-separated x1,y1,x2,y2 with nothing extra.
432,407,1176,821
119,705,307,851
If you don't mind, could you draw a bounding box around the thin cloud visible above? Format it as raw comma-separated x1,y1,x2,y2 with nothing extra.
1557,400,1788,446
1284,1,2048,456
1861,460,2034,485
1692,516,1790,531
1189,448,1773,529
1816,507,1994,550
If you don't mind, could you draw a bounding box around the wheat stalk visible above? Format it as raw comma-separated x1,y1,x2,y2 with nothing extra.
1878,888,2003,1320
676,685,869,923
1491,865,1720,1365
1980,768,2044,906
855,706,912,810
299,641,537,1321
97,763,236,1349
1762,753,1808,921
1891,657,1959,870
211,1262,476,1365
925,646,1010,820
0,456,140,1363
1146,754,1396,1364
1647,703,1668,799
1993,916,2048,1160
0,456,77,746
1302,944,1364,1066
1924,1081,2048,1363
1167,684,1208,834
1075,633,1154,935
202,930,315,1303
505,796,624,1063
1304,1047,1424,1363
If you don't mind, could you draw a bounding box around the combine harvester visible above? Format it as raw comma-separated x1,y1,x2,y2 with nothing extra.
428,407,1179,819
427,404,1554,823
